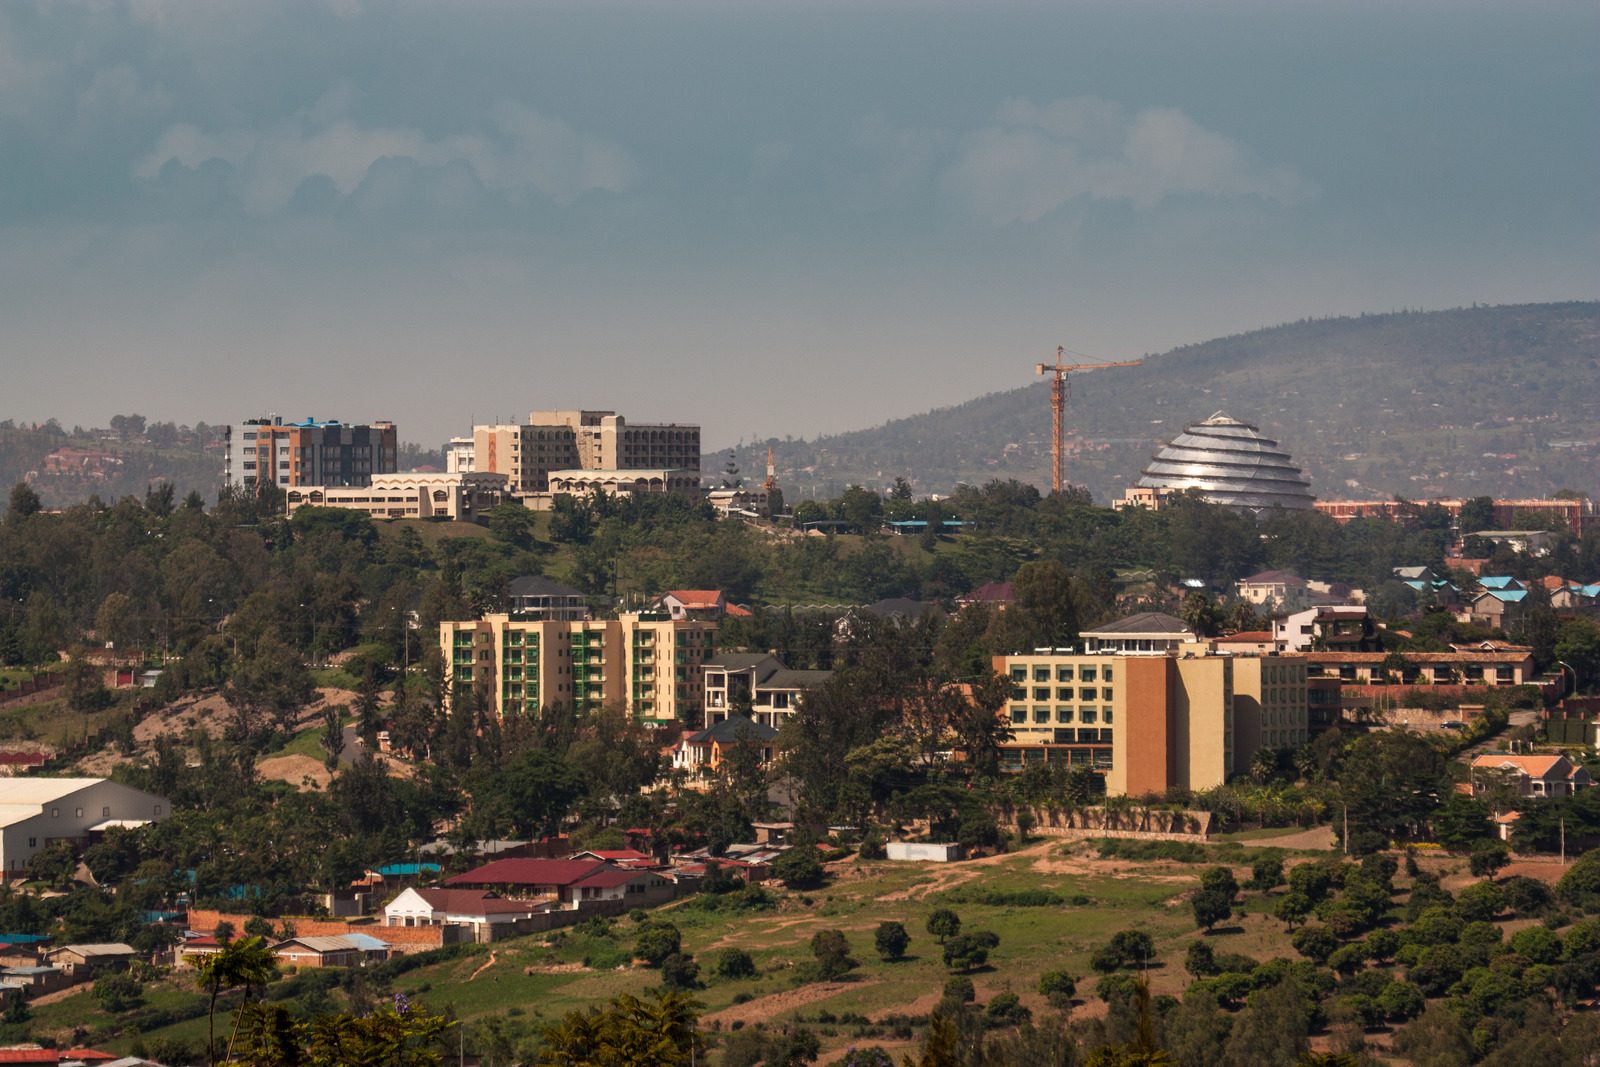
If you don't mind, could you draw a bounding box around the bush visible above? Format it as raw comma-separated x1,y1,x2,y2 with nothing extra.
1290,925,1337,963
93,970,144,1012
1509,925,1562,965
1184,940,1218,977
659,952,700,990
943,931,998,973
874,921,910,962
1248,856,1285,891
774,847,827,890
714,949,757,980
1468,842,1510,878
634,922,682,966
985,991,1030,1026
1501,875,1552,917
1038,970,1077,1006
943,975,975,1003
926,909,961,943
810,929,857,980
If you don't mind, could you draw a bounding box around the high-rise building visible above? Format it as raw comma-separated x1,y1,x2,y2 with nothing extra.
993,612,1308,795
223,416,397,492
470,410,700,498
440,611,717,726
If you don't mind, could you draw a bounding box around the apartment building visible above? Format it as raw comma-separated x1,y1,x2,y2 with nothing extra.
224,417,398,491
470,410,701,498
993,613,1308,796
701,653,833,730
282,472,507,521
441,612,717,726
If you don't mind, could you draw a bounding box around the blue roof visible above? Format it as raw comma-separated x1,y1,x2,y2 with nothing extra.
1479,576,1520,590
376,863,442,877
0,934,50,944
343,933,390,951
1487,589,1529,603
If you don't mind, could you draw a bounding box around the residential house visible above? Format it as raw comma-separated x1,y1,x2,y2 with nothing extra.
1273,605,1381,653
1465,588,1529,629
506,576,591,621
701,653,831,730
956,582,1014,612
271,934,388,969
565,866,674,908
44,944,135,981
443,858,608,896
1470,754,1593,801
383,888,542,942
655,590,730,621
1470,530,1555,556
673,716,779,774
1235,570,1311,612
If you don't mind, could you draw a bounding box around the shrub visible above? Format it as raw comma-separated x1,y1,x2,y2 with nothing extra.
660,952,700,990
810,929,857,980
985,992,1030,1026
943,931,998,973
774,847,827,890
926,909,962,943
1038,970,1077,1006
1249,856,1285,891
1468,842,1510,878
1184,940,1218,977
1509,925,1562,965
1290,925,1338,963
634,922,682,966
943,976,975,1003
874,921,910,962
1501,875,1552,917
714,949,757,980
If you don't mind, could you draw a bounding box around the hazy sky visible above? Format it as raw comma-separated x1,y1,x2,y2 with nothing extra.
1,0,1595,451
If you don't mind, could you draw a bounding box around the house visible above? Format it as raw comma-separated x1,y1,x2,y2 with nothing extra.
1465,589,1529,629
701,653,832,730
174,935,225,969
1470,530,1555,557
443,858,608,895
1552,583,1600,613
956,582,1014,612
271,934,388,969
564,866,674,907
0,1049,121,1066
673,716,778,774
568,849,655,867
506,576,591,621
1235,570,1311,611
0,778,168,880
1213,631,1276,654
656,590,730,620
45,943,136,980
706,488,771,520
383,888,543,942
1273,605,1381,653
1470,754,1593,801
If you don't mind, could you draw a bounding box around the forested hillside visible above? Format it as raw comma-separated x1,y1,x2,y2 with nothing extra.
719,303,1600,502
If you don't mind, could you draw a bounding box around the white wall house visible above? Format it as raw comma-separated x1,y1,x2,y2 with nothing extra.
383,887,542,942
0,779,168,879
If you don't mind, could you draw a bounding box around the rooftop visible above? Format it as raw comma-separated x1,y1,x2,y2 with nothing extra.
1082,612,1196,636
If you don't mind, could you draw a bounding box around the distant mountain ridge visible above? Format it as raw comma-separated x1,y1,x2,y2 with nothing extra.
719,302,1600,503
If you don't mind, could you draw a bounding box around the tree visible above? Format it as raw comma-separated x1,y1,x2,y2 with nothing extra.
1335,731,1445,850
809,929,857,980
1468,841,1510,879
1192,867,1238,932
535,989,704,1066
773,845,826,890
1432,792,1492,850
1220,979,1308,1067
195,934,276,1067
63,654,111,713
1392,1003,1473,1067
713,948,756,980
1248,856,1285,892
660,952,700,990
926,908,961,944
634,922,682,967
93,969,144,1012
874,921,910,961
6,484,41,523
942,930,998,973
1038,970,1077,1007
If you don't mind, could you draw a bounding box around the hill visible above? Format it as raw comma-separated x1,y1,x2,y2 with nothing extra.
721,302,1600,503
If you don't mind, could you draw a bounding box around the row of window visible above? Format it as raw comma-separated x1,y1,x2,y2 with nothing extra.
1011,665,1115,684
1013,687,1112,703
1010,705,1114,725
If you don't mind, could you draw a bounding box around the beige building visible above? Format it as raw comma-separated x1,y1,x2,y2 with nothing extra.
441,611,717,726
470,410,701,498
283,471,508,521
547,469,700,498
993,613,1309,797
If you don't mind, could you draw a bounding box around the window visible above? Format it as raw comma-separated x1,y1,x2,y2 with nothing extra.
1033,666,1050,682
1080,688,1097,701
1056,707,1072,723
27,838,36,849
51,808,58,818
1081,709,1097,724
1102,667,1113,682
1056,666,1074,682
1103,708,1114,723
75,807,83,818
1033,707,1050,724
1081,666,1097,682
1011,687,1026,701
1033,687,1050,701
1010,707,1026,723
102,807,110,817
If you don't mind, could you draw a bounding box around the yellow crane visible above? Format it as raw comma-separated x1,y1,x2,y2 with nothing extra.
1035,346,1143,494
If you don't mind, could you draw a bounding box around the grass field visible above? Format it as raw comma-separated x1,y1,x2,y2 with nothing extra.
76,835,1350,1061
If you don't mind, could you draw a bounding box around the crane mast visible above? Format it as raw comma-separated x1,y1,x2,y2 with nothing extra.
1035,346,1144,494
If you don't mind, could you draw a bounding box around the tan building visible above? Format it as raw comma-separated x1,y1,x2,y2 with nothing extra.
471,410,701,498
441,611,717,726
283,471,508,521
224,416,398,491
993,613,1308,797
547,468,700,498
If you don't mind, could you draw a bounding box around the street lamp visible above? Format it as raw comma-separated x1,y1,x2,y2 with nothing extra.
1555,660,1577,701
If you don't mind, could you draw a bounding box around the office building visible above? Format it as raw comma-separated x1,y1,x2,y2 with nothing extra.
224,417,398,491
470,410,701,499
282,471,508,521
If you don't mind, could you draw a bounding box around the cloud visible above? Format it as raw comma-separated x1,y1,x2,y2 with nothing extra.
133,100,636,214
943,96,1316,224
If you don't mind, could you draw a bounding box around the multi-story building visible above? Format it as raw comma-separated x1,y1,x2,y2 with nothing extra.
224,417,397,491
701,653,833,731
506,576,591,621
445,437,476,473
282,472,507,521
471,410,700,499
440,612,717,726
1316,497,1594,537
993,612,1309,796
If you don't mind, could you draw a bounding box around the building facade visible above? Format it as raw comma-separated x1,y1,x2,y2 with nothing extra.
441,612,717,725
471,410,701,498
282,472,508,521
224,417,398,492
993,613,1308,796
0,778,169,879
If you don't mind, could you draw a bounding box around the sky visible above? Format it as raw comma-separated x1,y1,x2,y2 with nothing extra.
0,0,1595,451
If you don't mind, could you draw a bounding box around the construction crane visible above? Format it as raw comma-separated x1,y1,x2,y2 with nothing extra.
1035,346,1144,494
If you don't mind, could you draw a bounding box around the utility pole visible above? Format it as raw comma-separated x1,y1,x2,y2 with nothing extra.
1034,346,1143,493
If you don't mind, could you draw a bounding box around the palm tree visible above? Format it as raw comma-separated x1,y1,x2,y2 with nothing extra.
195,934,277,1067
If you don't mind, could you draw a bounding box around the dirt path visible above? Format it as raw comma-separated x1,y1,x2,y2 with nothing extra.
1252,825,1337,851
703,979,875,1027
27,983,87,1006
467,950,497,981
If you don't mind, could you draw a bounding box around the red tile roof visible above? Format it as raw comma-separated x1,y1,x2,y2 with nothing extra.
444,859,605,888
1219,631,1274,642
665,590,725,609
413,889,541,916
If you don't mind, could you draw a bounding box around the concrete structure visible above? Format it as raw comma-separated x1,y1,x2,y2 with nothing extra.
1470,754,1593,800
1464,589,1529,629
441,612,717,725
0,779,168,880
445,436,476,473
506,576,591,621
282,471,508,521
655,590,731,621
44,944,135,980
995,614,1308,795
224,416,397,492
546,468,700,498
1469,530,1556,556
707,487,771,519
383,888,542,942
885,842,964,862
471,410,701,499
1302,649,1536,687
1316,497,1595,536
702,653,832,730
1273,605,1380,653
1235,570,1311,612
1131,412,1314,512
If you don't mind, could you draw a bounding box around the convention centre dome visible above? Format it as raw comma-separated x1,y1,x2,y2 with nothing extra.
1136,412,1315,511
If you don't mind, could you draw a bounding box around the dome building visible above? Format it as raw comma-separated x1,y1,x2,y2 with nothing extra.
1126,412,1314,512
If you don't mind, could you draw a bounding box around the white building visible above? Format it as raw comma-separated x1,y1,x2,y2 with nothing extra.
0,779,168,879
283,471,509,521
383,888,542,942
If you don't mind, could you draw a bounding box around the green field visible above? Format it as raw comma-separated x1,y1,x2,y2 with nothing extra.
70,836,1352,1061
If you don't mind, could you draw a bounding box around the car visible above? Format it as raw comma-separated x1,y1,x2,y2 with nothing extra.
1440,720,1464,730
